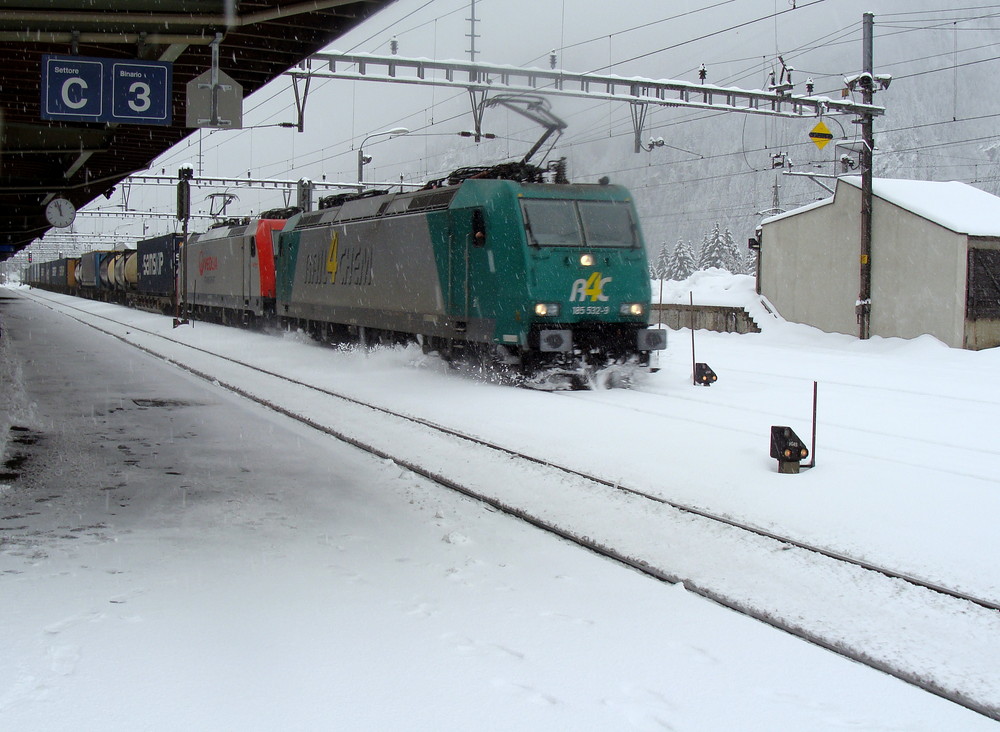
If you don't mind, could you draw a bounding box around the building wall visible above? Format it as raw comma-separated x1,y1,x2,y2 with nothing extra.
869,197,967,347
759,187,858,336
760,181,969,347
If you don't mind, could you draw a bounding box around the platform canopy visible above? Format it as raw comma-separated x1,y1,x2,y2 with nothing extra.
0,0,396,261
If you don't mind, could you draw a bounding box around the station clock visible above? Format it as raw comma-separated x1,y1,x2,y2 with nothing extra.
44,196,76,228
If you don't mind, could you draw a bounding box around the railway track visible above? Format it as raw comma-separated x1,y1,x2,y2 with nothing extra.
594,377,1000,483
16,288,1000,721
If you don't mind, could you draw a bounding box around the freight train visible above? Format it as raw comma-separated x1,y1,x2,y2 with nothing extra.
23,164,666,388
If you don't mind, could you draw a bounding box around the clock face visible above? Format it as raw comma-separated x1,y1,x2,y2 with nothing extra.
45,197,76,228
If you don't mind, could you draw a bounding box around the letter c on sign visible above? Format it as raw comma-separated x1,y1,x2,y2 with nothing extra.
61,77,88,109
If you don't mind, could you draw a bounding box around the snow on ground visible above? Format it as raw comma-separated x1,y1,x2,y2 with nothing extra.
1,276,999,729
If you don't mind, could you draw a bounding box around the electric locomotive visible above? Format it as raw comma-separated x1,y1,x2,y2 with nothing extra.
181,209,295,325
275,165,666,387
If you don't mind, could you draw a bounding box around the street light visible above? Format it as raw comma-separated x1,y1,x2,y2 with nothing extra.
357,127,410,184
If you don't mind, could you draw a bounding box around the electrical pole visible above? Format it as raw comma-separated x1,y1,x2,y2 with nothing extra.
858,11,875,340
466,0,479,64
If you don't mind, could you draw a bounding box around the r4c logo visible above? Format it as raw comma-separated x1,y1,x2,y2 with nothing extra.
570,272,611,302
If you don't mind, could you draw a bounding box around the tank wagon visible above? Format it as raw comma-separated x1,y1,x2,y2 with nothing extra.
77,249,134,302
76,250,109,293
107,250,138,302
275,173,665,385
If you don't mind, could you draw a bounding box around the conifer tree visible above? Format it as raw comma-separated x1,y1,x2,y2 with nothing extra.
653,241,670,280
697,223,728,271
665,237,696,281
722,227,743,274
743,246,758,277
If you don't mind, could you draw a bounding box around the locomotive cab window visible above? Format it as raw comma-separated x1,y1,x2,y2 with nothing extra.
578,201,637,248
522,200,581,247
521,199,637,248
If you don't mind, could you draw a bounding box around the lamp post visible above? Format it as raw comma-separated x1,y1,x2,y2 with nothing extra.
357,127,409,185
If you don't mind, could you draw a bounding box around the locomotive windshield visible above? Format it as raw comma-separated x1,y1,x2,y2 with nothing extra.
522,199,637,248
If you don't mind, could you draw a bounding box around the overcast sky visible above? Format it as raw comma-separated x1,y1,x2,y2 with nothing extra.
56,0,1000,249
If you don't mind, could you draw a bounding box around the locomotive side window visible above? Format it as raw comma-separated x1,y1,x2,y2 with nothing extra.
472,208,487,246
578,201,637,248
522,200,581,246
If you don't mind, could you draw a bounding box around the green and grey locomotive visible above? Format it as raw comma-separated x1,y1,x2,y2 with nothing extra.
274,168,666,387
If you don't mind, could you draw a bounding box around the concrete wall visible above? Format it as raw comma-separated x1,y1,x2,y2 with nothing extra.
760,180,970,347
869,197,967,347
651,304,760,334
759,188,858,336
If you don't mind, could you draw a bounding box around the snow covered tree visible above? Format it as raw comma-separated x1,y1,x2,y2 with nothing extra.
664,237,696,281
743,246,758,277
697,223,728,271
652,241,670,280
722,227,743,274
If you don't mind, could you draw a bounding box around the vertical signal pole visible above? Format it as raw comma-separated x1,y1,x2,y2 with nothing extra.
174,166,192,328
858,12,875,340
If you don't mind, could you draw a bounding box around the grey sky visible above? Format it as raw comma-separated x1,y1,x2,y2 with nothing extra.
68,0,1000,249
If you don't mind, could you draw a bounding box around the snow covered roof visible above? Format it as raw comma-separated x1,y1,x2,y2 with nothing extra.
844,176,1000,236
761,194,834,225
763,177,1000,237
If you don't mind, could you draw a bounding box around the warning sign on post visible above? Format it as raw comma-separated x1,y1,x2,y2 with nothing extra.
809,121,834,150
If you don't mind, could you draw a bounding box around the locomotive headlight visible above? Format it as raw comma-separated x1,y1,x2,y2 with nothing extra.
534,302,561,317
580,253,595,267
620,302,645,317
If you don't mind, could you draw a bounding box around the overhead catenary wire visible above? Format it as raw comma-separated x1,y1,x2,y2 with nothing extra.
157,3,867,187
157,0,838,178
135,2,1000,229
584,0,830,75
165,4,991,170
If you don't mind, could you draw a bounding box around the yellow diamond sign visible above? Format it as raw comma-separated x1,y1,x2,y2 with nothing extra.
809,120,834,150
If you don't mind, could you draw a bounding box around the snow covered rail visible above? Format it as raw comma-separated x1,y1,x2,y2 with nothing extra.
16,287,1000,723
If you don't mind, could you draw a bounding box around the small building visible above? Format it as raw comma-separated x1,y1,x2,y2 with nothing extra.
758,177,1000,349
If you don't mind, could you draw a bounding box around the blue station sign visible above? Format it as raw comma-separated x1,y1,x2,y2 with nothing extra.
41,54,172,125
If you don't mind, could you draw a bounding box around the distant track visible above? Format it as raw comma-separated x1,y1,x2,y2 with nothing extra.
563,378,1000,486
17,289,1000,722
